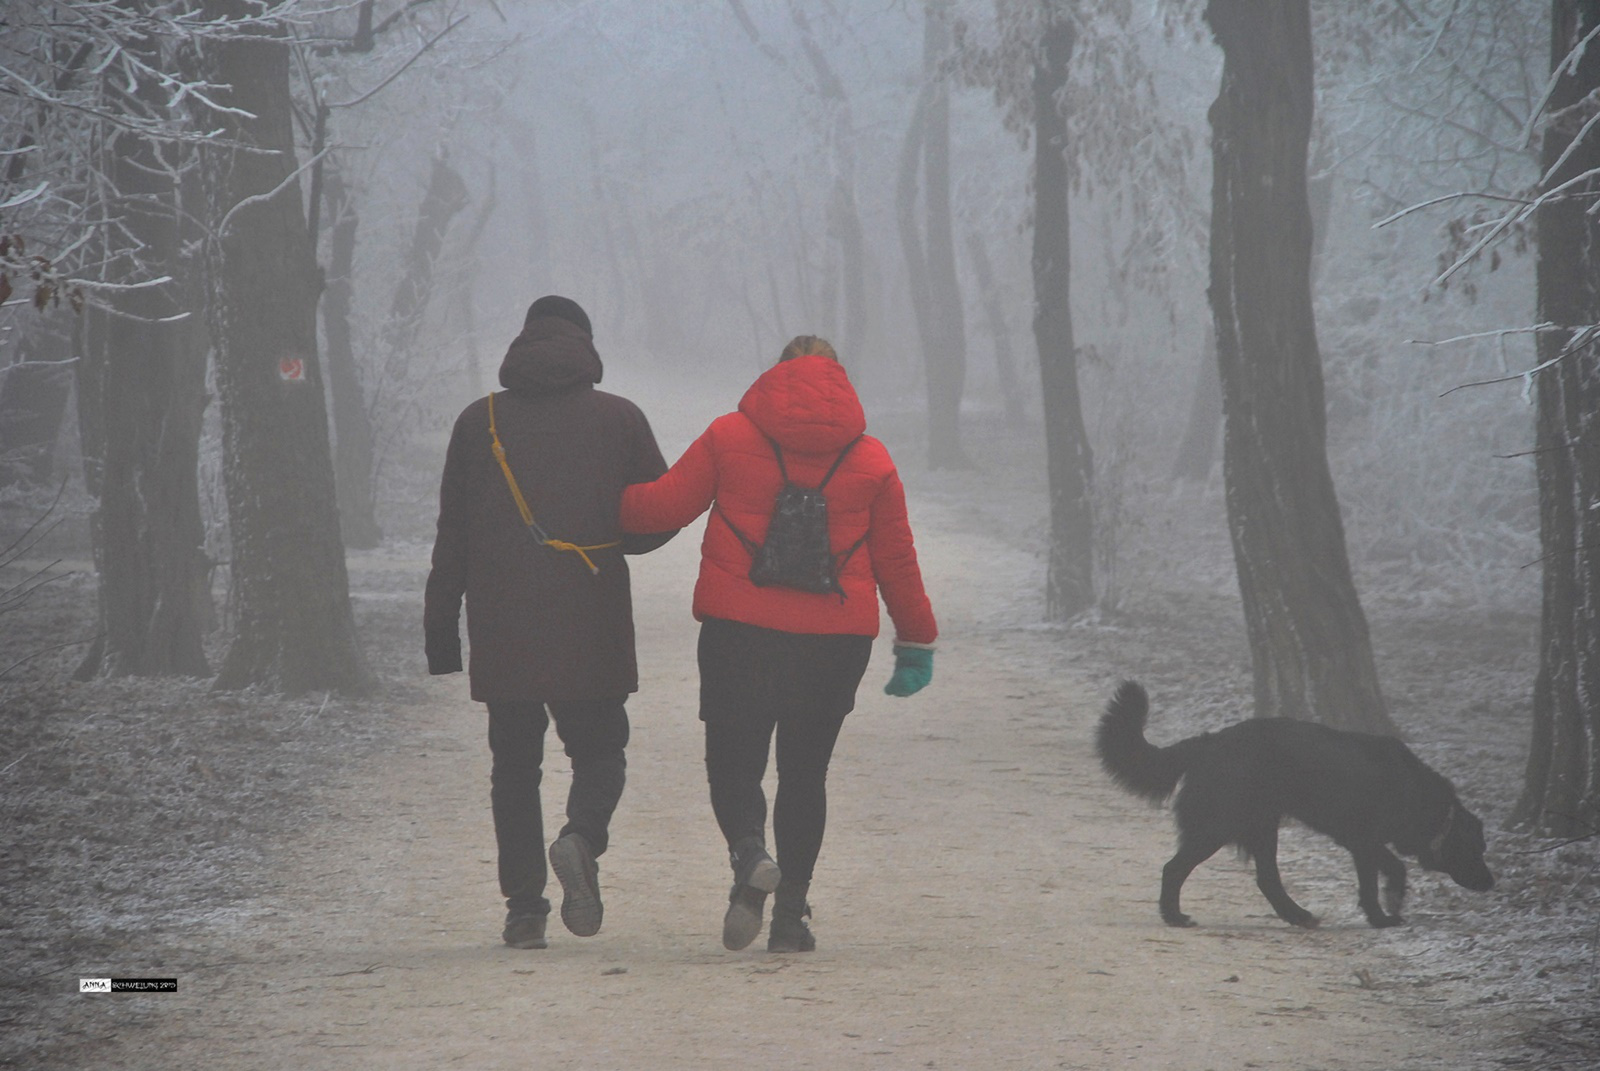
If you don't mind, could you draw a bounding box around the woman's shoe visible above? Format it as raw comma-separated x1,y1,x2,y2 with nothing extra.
723,838,781,950
767,881,815,953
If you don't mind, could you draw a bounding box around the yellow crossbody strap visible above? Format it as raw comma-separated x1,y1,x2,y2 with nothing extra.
486,392,619,575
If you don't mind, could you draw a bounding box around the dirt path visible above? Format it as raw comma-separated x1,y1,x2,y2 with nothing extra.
90,496,1490,1071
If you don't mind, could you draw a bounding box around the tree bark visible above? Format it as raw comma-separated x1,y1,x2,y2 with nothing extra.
1513,0,1600,836
1033,3,1094,619
320,166,383,550
1205,0,1391,731
201,2,372,696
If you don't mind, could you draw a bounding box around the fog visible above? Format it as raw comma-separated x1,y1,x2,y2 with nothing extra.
2,3,1594,1068
324,2,1539,612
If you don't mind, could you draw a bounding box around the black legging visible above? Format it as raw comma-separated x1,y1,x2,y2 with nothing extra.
698,618,872,885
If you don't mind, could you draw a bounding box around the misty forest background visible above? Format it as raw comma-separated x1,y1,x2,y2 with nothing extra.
1,0,1598,959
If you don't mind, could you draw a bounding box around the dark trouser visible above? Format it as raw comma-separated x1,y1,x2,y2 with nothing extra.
698,618,873,887
487,698,629,916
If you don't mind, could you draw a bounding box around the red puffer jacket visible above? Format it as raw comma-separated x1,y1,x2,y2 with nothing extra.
621,355,937,644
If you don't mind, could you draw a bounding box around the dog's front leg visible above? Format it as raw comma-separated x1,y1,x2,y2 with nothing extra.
1352,846,1405,928
1243,825,1318,929
1376,847,1407,920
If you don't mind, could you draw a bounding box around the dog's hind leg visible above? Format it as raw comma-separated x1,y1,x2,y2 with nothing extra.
1241,823,1319,929
1351,845,1406,928
1160,834,1225,928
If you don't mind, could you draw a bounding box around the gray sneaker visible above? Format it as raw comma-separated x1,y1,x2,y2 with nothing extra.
548,834,603,937
502,911,548,949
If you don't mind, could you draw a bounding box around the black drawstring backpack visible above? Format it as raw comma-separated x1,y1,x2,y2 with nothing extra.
719,435,865,597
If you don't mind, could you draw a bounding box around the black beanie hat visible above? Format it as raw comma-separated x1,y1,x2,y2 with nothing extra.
524,295,592,338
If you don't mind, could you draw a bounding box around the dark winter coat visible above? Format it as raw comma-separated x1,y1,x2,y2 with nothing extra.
619,354,937,644
424,316,672,702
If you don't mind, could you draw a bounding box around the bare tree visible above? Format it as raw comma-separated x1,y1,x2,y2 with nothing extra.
961,0,1201,618
1513,0,1600,837
897,0,970,469
0,2,231,679
319,165,382,550
726,0,871,366
1030,3,1093,617
965,231,1025,422
200,0,372,695
75,36,211,679
1204,0,1392,731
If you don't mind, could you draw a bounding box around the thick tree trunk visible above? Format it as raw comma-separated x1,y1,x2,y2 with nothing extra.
201,3,372,696
1033,4,1094,619
966,232,1025,422
1513,0,1600,836
1205,0,1391,731
922,0,968,469
72,31,210,680
320,166,382,550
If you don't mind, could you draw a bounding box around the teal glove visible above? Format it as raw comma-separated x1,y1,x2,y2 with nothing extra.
884,645,933,697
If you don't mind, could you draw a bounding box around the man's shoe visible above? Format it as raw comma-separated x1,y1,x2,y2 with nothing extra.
502,911,548,949
548,834,603,937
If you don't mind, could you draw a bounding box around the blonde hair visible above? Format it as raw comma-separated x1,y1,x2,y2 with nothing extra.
778,335,838,363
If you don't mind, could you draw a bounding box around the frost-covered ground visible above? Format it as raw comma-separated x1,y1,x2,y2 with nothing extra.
0,405,1594,1069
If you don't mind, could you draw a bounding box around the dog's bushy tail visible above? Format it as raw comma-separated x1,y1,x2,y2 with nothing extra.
1095,681,1187,802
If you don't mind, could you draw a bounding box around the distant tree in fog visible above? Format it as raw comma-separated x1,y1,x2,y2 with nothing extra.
727,0,871,375
1203,0,1394,731
1027,2,1092,617
899,0,970,470
962,0,1197,618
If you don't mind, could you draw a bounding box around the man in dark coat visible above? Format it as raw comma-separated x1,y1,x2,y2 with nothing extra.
424,295,674,949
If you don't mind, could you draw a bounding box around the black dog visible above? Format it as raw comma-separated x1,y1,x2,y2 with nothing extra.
1096,681,1494,929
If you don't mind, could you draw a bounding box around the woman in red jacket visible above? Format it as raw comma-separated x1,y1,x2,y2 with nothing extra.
621,335,937,954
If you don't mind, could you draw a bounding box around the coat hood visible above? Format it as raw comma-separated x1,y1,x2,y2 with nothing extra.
737,354,867,453
499,316,603,395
